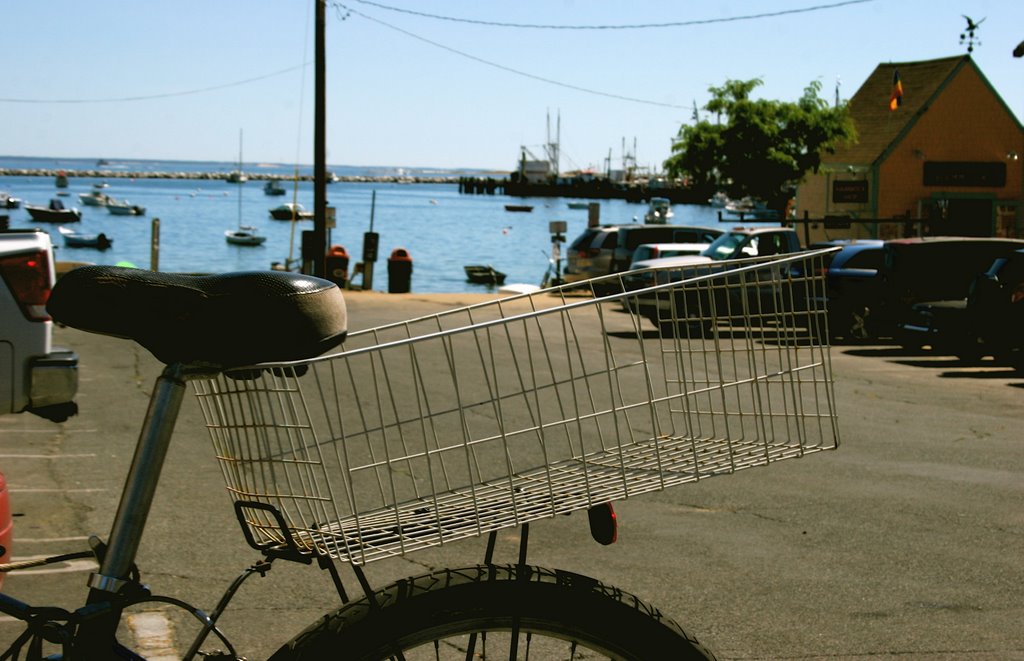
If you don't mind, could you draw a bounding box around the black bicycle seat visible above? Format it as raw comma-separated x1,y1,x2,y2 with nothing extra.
48,266,348,368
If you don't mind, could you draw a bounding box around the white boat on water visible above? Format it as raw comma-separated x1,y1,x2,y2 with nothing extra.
723,197,780,220
708,191,730,208
269,202,313,221
107,199,146,216
644,197,674,224
225,226,266,246
79,190,112,206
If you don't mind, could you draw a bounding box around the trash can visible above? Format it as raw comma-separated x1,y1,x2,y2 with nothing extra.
387,248,413,293
325,245,350,286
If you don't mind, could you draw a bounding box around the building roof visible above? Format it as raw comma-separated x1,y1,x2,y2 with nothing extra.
830,55,969,166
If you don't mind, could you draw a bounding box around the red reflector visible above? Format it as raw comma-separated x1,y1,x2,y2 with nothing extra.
0,250,52,321
587,502,618,545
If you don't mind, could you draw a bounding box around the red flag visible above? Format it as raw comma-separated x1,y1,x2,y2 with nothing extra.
889,69,903,111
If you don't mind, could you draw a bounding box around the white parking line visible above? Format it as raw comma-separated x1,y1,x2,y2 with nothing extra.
0,454,96,459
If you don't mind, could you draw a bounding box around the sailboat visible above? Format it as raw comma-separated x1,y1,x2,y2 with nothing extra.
225,130,266,246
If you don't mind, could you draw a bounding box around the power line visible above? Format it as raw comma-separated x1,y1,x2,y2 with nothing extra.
0,64,307,105
351,0,876,30
337,4,688,109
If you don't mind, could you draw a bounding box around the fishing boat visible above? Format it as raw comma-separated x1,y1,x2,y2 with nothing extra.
107,199,146,216
464,264,507,285
58,225,112,250
269,202,313,221
504,204,533,212
25,199,82,223
263,180,287,196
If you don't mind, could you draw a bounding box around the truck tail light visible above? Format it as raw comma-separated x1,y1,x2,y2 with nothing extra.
0,250,52,321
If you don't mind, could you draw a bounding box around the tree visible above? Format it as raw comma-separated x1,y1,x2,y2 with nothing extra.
665,78,856,211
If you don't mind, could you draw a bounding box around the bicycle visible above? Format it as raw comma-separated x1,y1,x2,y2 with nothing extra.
1,248,840,659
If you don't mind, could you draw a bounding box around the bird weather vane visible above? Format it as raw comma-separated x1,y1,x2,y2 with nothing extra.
959,15,984,53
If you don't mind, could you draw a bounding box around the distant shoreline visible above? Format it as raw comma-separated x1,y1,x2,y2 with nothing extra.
0,168,464,184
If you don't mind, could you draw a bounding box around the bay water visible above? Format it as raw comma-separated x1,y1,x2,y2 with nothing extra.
1,156,734,294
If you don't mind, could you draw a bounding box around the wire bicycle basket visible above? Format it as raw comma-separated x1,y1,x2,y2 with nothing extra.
193,249,840,565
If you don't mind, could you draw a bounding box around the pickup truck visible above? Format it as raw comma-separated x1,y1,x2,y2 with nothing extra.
0,229,78,422
621,227,807,336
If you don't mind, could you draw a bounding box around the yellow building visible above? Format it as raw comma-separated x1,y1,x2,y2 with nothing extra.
796,55,1023,241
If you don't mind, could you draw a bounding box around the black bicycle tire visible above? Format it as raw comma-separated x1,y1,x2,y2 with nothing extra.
269,564,715,660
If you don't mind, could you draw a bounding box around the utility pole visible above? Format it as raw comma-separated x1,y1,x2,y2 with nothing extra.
311,0,327,278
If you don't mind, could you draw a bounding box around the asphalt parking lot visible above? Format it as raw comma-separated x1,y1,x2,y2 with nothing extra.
1,291,1021,660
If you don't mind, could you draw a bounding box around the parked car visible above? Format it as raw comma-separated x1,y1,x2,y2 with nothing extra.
629,242,711,268
563,223,723,289
622,227,808,336
808,239,886,341
609,224,724,274
0,228,78,421
563,225,620,284
895,248,1024,368
873,237,1024,339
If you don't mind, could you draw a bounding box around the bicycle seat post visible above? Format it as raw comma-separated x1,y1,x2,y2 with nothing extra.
78,362,188,650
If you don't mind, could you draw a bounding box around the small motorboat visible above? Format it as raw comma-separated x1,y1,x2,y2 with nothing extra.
25,199,82,223
225,226,266,246
107,199,146,216
55,171,69,188
79,190,112,206
567,201,590,210
58,225,112,250
644,197,674,224
464,264,507,285
723,197,780,220
1,192,21,209
269,203,313,221
504,204,534,213
263,180,287,196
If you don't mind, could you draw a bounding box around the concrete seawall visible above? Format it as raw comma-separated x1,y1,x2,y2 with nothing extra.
0,168,459,184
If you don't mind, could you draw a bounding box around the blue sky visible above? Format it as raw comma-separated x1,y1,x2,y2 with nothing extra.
2,0,1021,172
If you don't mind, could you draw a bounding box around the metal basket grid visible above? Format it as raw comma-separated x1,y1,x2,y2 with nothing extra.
192,249,840,565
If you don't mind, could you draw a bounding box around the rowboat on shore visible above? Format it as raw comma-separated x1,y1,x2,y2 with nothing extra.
464,264,507,285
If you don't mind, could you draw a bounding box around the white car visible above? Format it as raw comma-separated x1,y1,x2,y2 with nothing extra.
628,242,710,269
0,229,78,421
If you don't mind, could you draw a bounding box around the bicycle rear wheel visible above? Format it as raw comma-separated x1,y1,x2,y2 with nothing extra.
269,564,715,660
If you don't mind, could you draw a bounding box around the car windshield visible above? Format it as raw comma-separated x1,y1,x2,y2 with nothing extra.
702,232,748,260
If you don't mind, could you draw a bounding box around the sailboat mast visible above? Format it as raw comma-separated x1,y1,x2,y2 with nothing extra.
237,129,243,228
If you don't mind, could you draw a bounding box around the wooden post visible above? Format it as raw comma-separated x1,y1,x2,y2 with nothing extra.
150,218,160,272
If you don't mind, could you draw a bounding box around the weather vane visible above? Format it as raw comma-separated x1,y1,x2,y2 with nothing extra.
960,15,984,53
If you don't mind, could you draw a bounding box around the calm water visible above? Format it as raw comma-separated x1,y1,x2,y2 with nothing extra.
1,156,740,293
